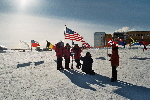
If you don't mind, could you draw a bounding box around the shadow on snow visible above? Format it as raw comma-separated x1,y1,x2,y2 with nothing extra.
130,57,150,60
60,69,150,100
95,57,106,60
17,61,44,68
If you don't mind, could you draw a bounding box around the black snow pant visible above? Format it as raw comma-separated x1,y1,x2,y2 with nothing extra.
65,58,70,69
75,59,81,68
111,66,117,82
57,57,63,70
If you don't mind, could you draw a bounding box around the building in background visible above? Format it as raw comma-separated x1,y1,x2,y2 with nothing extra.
113,31,150,44
126,31,150,43
94,32,106,48
113,32,126,41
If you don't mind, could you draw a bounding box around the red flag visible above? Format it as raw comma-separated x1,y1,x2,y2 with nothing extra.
31,40,40,47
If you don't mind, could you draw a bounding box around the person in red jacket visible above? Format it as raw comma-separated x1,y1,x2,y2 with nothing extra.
64,43,71,69
110,43,119,82
55,42,64,70
71,44,82,69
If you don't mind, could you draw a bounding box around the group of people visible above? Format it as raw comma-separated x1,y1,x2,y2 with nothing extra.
55,42,82,69
55,42,95,75
55,42,119,82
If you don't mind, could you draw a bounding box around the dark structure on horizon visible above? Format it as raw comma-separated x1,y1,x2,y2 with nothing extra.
113,31,150,44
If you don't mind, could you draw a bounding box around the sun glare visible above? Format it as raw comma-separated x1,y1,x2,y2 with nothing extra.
20,0,29,8
18,0,38,10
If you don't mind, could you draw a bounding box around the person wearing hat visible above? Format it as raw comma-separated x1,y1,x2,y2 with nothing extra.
110,43,119,82
71,44,82,69
64,43,71,69
81,52,95,75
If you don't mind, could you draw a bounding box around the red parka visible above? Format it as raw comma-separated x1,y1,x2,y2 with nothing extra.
71,46,82,59
63,46,71,59
55,43,64,58
111,44,119,66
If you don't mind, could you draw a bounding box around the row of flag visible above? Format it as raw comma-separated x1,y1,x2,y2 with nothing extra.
64,26,90,48
108,37,148,51
19,40,55,50
108,37,148,46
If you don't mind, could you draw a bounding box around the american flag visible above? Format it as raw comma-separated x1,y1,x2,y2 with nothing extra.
82,42,90,48
81,39,85,42
64,27,84,42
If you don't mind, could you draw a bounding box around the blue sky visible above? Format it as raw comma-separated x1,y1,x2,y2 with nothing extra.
0,0,150,48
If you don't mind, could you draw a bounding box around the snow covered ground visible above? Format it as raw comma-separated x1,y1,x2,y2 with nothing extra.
0,45,150,100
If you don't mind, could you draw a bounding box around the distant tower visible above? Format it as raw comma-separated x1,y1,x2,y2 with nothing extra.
94,32,106,47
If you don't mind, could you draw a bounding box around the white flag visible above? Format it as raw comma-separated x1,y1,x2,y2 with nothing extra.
19,40,30,49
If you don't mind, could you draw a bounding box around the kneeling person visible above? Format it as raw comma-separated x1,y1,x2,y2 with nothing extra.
81,52,95,75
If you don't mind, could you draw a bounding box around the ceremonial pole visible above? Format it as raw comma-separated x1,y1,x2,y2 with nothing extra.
106,38,108,60
31,40,32,51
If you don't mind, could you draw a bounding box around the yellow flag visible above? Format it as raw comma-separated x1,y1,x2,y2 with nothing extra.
50,43,54,49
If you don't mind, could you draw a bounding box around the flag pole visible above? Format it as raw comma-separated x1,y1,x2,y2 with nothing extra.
106,38,108,60
46,40,47,49
31,40,32,51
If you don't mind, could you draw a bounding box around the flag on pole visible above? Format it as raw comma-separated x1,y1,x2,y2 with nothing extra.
46,40,55,49
46,40,50,48
20,40,30,49
118,38,126,46
31,40,40,47
64,27,76,40
64,26,84,42
82,42,90,48
108,39,113,46
50,43,55,49
108,39,118,46
130,37,135,44
64,27,71,39
69,30,76,40
81,39,85,42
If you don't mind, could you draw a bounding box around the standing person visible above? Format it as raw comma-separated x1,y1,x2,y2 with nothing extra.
110,43,119,82
55,42,64,70
71,44,82,69
64,43,71,69
81,52,95,75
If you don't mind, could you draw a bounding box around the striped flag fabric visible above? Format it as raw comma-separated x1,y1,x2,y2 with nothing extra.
81,39,85,42
64,27,70,39
69,30,76,40
64,27,84,42
31,40,40,47
50,43,55,49
46,40,55,49
82,42,90,48
108,39,118,46
108,39,113,46
64,27,75,40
